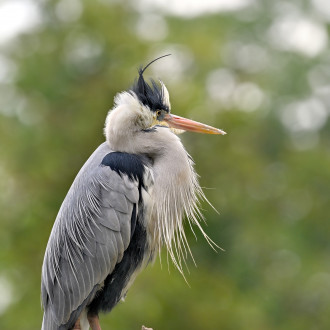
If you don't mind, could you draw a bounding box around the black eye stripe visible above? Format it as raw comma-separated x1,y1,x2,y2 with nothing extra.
131,76,169,113
130,56,171,113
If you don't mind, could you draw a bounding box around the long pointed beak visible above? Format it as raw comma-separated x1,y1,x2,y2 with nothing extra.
163,114,226,135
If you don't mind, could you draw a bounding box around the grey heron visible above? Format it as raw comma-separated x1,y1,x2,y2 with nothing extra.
41,55,226,330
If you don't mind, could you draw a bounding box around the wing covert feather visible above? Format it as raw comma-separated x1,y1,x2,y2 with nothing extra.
41,143,147,328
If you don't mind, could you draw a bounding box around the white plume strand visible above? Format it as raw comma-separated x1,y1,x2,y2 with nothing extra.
151,141,219,277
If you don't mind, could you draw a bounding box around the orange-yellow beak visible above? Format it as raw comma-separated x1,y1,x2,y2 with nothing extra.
163,114,226,135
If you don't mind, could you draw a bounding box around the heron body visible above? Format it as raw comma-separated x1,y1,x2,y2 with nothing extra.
41,56,226,330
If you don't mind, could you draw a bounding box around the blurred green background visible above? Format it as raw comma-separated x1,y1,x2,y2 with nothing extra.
1,0,330,329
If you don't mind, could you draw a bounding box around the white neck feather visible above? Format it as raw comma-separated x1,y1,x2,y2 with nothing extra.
142,127,214,275
104,92,153,152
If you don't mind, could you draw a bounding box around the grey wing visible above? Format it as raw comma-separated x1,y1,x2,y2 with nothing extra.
41,160,141,329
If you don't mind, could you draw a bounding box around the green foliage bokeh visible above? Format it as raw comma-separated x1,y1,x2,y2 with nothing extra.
1,0,330,329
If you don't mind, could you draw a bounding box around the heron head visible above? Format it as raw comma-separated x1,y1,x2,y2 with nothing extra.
105,55,226,148
130,54,226,135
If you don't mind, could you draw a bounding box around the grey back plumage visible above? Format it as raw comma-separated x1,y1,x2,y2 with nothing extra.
41,142,151,329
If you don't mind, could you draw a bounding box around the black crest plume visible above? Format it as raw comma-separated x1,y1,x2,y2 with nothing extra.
131,54,171,112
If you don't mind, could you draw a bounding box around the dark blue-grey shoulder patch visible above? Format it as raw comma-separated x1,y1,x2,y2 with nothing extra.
101,152,146,187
